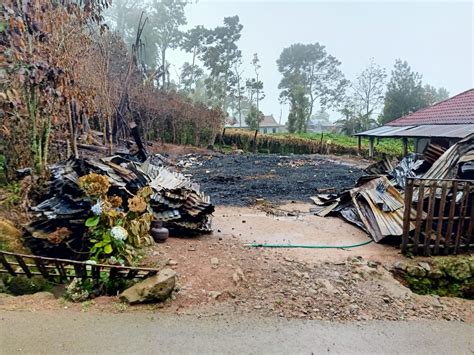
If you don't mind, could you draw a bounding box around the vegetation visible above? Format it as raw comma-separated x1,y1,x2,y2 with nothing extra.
220,129,408,158
277,43,348,133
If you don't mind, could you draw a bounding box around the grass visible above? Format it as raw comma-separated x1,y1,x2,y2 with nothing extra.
276,132,412,157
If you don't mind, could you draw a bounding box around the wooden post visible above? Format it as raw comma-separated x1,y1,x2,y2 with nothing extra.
402,137,408,156
357,136,362,156
368,136,375,159
252,129,258,153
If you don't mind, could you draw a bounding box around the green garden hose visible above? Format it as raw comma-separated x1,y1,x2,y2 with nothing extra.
246,239,373,249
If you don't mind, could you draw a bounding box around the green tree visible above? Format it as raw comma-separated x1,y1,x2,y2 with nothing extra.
181,25,207,90
380,59,426,124
200,16,243,110
179,62,204,93
148,0,187,89
245,104,264,130
277,43,347,132
422,84,450,105
286,84,310,133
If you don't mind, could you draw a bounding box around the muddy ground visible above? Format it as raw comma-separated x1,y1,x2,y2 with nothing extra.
180,153,365,205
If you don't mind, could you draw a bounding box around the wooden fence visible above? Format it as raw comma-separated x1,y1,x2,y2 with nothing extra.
0,250,158,282
401,178,473,256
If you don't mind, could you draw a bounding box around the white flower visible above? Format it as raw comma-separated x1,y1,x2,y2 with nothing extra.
85,260,97,265
110,226,128,241
91,201,103,215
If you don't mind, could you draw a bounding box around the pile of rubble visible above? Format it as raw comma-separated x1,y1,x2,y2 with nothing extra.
311,134,474,243
24,154,214,259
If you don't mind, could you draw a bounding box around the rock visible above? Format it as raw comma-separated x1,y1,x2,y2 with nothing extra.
210,257,219,265
315,278,337,294
427,268,444,279
284,256,294,262
406,265,426,278
232,267,247,285
445,260,471,281
208,291,222,299
418,262,431,272
167,259,178,266
119,268,176,304
393,261,408,271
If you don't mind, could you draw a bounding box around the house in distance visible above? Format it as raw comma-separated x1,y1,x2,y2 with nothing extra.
225,114,287,134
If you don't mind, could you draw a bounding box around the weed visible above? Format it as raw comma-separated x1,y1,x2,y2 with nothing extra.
115,302,128,313
81,300,96,312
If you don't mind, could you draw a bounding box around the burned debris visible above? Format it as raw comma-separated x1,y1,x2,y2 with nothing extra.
23,154,214,260
312,134,474,254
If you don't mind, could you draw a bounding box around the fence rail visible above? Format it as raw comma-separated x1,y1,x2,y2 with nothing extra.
401,178,473,256
0,250,158,281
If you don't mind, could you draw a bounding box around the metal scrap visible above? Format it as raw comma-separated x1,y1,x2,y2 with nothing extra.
311,134,474,243
23,154,214,259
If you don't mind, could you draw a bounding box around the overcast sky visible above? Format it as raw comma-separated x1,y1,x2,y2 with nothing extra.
168,0,473,122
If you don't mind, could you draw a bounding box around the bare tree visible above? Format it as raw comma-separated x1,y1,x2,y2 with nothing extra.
353,58,386,118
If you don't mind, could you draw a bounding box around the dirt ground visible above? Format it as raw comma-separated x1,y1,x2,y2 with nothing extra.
1,203,473,322
1,150,473,322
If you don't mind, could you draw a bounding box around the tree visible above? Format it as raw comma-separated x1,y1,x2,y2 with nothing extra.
277,43,347,132
200,16,243,110
422,84,450,105
181,25,207,90
352,58,386,118
286,84,310,133
380,59,426,124
148,0,187,89
179,62,204,93
245,105,264,130
229,59,246,127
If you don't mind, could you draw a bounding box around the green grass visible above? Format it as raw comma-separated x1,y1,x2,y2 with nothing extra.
275,132,412,157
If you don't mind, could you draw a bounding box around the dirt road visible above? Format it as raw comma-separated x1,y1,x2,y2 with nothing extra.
1,311,473,354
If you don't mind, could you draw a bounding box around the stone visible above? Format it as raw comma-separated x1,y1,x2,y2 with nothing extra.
406,265,426,278
119,268,176,304
167,259,178,266
427,268,444,279
393,261,408,271
210,257,219,265
315,278,337,294
445,260,471,281
418,262,431,272
208,291,222,299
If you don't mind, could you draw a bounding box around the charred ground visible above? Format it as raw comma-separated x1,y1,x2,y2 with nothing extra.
182,154,365,205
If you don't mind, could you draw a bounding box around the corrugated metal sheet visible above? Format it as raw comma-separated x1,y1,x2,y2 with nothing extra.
355,124,474,139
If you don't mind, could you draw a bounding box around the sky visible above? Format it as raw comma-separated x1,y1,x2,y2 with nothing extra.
166,0,473,122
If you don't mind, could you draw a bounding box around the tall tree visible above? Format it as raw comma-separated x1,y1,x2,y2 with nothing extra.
380,59,425,124
148,0,187,89
277,43,347,132
200,16,243,110
352,58,386,117
181,25,207,90
229,59,245,127
179,62,204,93
422,84,450,105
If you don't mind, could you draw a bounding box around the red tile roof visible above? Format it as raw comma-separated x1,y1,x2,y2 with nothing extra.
388,89,474,126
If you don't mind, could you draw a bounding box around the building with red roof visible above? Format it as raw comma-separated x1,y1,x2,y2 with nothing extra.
355,89,474,157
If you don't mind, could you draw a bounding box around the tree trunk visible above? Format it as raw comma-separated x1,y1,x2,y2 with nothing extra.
162,49,166,89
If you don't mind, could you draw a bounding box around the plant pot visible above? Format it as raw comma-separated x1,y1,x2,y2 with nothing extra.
151,221,169,243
